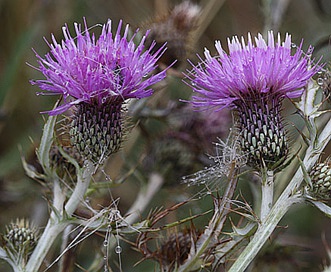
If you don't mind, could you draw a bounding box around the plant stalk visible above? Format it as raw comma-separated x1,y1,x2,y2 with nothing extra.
25,162,93,272
229,116,331,271
260,170,274,221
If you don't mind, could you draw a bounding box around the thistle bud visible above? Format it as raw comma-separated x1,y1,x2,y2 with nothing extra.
2,219,38,261
308,160,331,200
49,144,82,179
144,134,195,182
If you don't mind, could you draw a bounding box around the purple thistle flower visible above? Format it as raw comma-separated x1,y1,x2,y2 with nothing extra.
31,19,167,115
186,31,321,170
30,19,168,164
187,31,319,110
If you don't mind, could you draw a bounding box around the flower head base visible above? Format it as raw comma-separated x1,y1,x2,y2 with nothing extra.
31,19,168,163
236,93,288,170
187,31,320,170
69,97,123,163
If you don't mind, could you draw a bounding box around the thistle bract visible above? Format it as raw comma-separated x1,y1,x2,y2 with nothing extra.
69,98,123,163
187,31,320,170
31,19,167,163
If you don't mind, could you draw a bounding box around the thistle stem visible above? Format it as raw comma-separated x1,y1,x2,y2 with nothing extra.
65,161,94,215
125,172,164,225
59,225,74,272
260,170,274,221
228,193,302,272
178,163,238,272
0,247,20,272
25,162,93,272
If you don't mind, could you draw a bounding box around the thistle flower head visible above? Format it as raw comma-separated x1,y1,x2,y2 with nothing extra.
31,19,168,163
31,18,167,115
186,31,321,170
143,103,231,183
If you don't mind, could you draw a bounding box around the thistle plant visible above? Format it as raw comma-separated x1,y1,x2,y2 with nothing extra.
186,31,319,223
179,31,331,271
3,2,331,272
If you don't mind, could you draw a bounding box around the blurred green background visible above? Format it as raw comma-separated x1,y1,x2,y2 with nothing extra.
1,0,331,271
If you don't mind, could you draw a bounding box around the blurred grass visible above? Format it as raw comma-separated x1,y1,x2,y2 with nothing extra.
0,0,331,271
